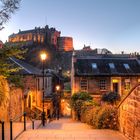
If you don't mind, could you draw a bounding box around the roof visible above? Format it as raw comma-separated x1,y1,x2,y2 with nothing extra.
74,57,140,76
9,29,39,37
10,57,41,75
10,58,64,80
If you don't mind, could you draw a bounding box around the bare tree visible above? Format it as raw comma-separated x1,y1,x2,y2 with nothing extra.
0,0,21,30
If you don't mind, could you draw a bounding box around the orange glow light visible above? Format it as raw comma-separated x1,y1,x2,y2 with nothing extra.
40,52,47,61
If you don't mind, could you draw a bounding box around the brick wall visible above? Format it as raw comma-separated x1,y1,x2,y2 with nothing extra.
119,84,140,140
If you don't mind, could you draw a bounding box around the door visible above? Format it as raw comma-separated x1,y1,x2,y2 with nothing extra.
113,83,119,93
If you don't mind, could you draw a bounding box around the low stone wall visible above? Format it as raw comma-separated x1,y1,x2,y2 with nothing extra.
119,85,140,140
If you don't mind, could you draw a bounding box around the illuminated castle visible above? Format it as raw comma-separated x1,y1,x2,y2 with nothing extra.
8,25,73,51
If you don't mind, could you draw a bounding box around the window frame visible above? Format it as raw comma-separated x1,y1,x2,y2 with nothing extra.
99,79,107,91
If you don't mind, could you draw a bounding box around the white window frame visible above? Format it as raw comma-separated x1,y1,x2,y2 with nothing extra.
99,79,107,90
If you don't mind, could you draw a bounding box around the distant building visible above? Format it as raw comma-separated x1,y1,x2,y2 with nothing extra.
8,25,73,52
8,25,60,46
71,52,140,100
82,45,92,51
0,40,3,48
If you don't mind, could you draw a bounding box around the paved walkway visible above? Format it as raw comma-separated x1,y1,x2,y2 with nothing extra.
17,118,127,140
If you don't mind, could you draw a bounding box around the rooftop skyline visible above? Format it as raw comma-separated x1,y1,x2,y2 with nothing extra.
0,0,140,53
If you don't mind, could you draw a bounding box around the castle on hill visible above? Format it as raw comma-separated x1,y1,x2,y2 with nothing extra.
8,25,74,52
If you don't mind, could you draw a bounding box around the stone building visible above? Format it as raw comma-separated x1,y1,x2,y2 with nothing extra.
8,25,74,52
10,58,64,118
71,52,140,100
8,25,61,46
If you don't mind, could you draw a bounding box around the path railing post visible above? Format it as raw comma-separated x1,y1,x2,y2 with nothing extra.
32,120,34,130
1,121,5,140
10,120,13,140
24,112,26,131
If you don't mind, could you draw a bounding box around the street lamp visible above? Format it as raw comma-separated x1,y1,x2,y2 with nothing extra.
56,85,60,92
40,52,47,126
55,85,61,120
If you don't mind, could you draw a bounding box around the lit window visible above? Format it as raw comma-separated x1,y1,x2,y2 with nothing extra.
109,63,115,69
124,79,131,90
99,80,107,90
92,63,97,69
80,79,88,91
124,64,130,69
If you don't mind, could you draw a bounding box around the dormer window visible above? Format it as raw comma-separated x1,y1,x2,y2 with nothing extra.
109,63,115,69
123,63,130,69
92,63,97,69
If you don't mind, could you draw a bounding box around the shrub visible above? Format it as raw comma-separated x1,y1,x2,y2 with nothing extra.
70,92,92,120
102,92,120,105
95,105,119,130
81,101,99,126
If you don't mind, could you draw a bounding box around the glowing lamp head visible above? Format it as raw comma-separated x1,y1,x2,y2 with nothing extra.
40,52,47,61
56,85,60,91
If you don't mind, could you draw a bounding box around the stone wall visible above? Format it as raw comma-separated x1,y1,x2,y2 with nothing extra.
0,76,23,121
119,84,140,140
9,87,23,120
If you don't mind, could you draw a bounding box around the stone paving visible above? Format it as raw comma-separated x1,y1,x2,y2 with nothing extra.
17,118,127,140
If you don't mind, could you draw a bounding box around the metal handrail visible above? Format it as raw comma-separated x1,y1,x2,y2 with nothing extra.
10,112,26,140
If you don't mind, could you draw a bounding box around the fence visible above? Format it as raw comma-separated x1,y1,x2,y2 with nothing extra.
0,112,41,140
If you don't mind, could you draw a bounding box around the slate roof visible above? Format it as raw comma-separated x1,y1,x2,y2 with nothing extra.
10,57,41,75
74,57,140,76
10,58,64,80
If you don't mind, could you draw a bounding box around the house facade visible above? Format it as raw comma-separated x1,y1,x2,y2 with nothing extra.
71,52,140,99
10,58,64,119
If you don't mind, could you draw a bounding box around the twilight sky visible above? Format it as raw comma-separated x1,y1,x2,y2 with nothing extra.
0,0,140,53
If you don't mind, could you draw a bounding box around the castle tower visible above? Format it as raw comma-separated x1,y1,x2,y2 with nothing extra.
57,37,73,51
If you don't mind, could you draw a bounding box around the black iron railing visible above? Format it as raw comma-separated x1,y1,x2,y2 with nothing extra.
10,112,26,140
0,110,47,140
0,120,5,140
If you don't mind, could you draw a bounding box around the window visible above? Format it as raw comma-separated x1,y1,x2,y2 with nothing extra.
109,63,115,69
124,79,131,90
80,78,88,91
92,63,97,69
123,64,130,69
99,80,107,90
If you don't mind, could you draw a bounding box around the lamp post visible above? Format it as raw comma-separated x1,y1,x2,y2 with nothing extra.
55,85,61,120
40,52,47,126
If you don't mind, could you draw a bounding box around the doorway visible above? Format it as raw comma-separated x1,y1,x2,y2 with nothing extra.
111,78,121,95
113,83,119,93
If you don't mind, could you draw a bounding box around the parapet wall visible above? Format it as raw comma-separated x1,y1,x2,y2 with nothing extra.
119,84,140,140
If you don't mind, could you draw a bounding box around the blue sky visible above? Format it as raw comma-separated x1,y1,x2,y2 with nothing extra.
0,0,140,53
